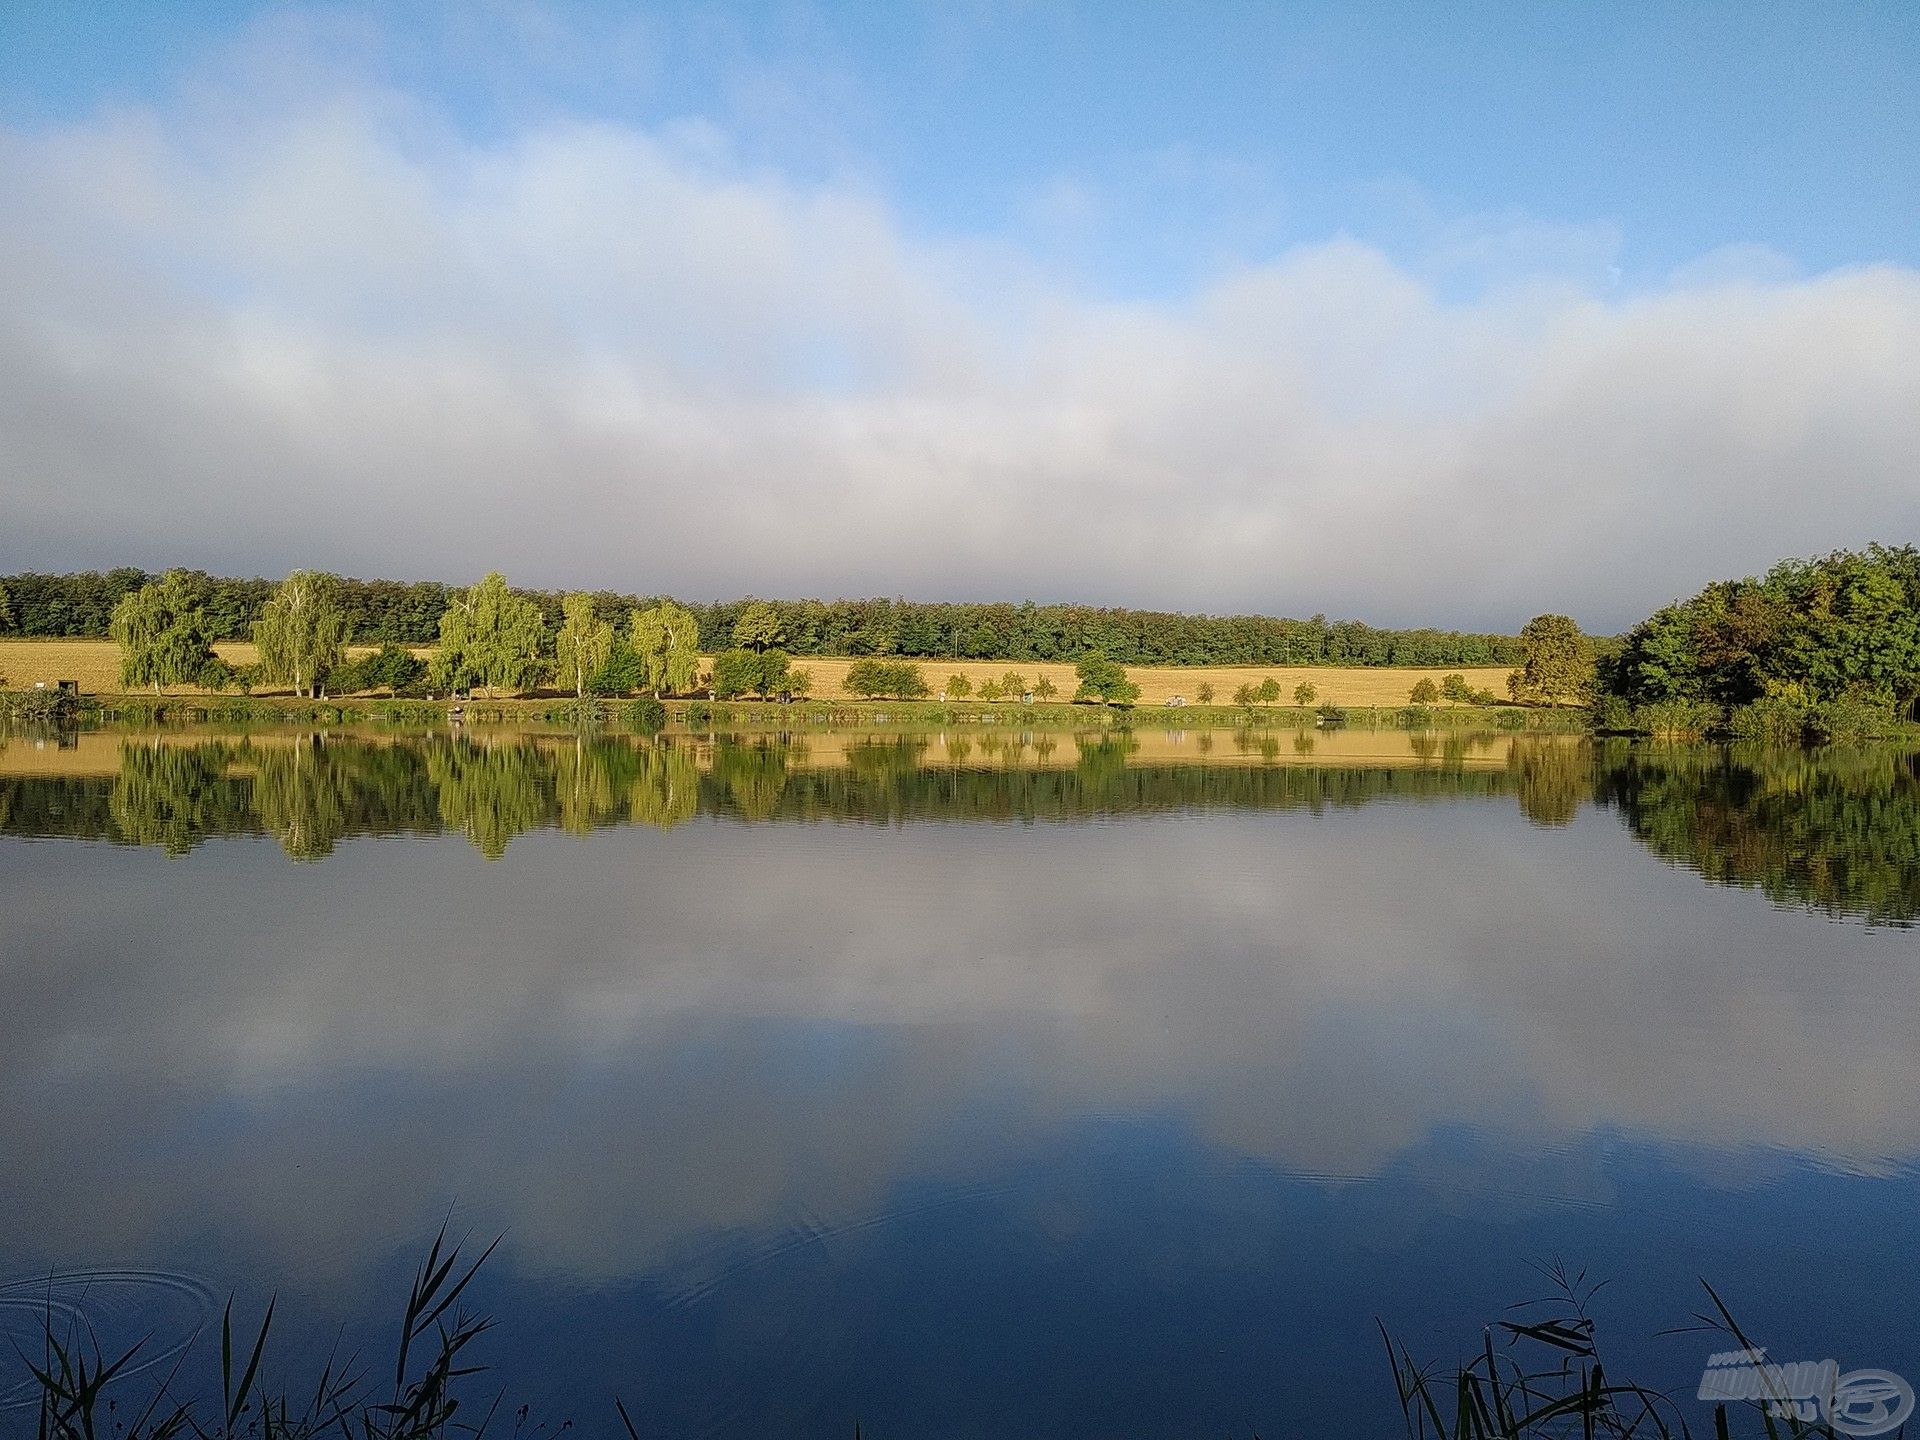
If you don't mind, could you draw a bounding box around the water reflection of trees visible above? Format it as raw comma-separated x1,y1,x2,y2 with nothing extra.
1596,742,1920,925
3,734,1917,922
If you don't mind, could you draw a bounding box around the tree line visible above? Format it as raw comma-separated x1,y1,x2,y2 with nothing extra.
94,566,1183,706
0,567,1525,666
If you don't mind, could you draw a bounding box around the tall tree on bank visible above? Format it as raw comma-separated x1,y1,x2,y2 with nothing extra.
632,601,700,696
253,570,349,698
433,573,546,698
0,580,14,632
554,593,614,699
1509,614,1594,705
1073,655,1141,705
110,570,219,694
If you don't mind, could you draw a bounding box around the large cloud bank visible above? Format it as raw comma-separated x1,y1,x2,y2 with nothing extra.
2,30,1916,631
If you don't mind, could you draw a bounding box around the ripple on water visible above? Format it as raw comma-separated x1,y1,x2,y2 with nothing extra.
0,1269,219,1410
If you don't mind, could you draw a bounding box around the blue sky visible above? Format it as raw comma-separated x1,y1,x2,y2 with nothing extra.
1,3,1917,627
7,2,1917,295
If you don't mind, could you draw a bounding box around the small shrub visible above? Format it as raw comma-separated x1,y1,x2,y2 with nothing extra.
1591,695,1636,732
196,656,237,691
1634,698,1720,737
1805,696,1895,744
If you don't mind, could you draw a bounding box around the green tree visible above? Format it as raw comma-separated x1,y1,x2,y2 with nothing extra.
253,570,349,698
978,678,1004,701
1001,670,1028,698
432,573,546,697
1074,655,1140,705
1410,677,1440,704
1293,681,1317,706
1232,682,1257,707
711,647,763,699
1510,614,1594,706
760,649,792,698
366,643,426,696
844,659,929,698
945,672,972,699
631,601,701,697
1195,682,1215,704
1440,673,1472,703
786,665,814,699
110,570,219,695
554,593,615,699
1256,676,1282,705
733,600,785,653
1034,674,1059,700
587,637,644,696
0,580,13,632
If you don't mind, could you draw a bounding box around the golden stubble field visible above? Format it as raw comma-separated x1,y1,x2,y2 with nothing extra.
784,657,1514,708
0,638,1513,708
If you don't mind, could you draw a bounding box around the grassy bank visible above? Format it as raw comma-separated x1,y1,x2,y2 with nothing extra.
2,689,1585,734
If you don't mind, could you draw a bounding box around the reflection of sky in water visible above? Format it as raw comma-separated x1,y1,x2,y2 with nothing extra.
3,796,1917,1433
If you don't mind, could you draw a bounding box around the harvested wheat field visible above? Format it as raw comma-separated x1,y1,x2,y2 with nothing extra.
0,637,1513,707
0,639,408,694
778,658,1514,708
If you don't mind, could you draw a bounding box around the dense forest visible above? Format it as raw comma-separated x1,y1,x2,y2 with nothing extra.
0,568,1523,667
1597,543,1920,738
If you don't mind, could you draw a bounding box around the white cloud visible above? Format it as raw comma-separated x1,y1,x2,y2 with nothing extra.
1,37,1917,631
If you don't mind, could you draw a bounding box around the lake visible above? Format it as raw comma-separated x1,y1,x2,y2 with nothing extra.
1,727,1917,1435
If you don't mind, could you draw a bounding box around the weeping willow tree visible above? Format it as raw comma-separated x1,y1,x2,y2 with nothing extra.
253,570,349,698
631,601,701,697
433,573,547,698
554,593,614,700
109,571,219,695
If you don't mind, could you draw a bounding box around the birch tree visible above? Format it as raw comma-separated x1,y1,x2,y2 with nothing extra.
253,570,349,698
632,601,701,697
554,593,615,698
432,573,547,697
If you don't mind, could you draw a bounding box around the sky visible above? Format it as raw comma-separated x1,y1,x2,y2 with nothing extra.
1,2,1917,631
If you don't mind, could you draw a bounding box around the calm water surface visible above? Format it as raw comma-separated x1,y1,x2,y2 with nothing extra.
1,728,1917,1434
